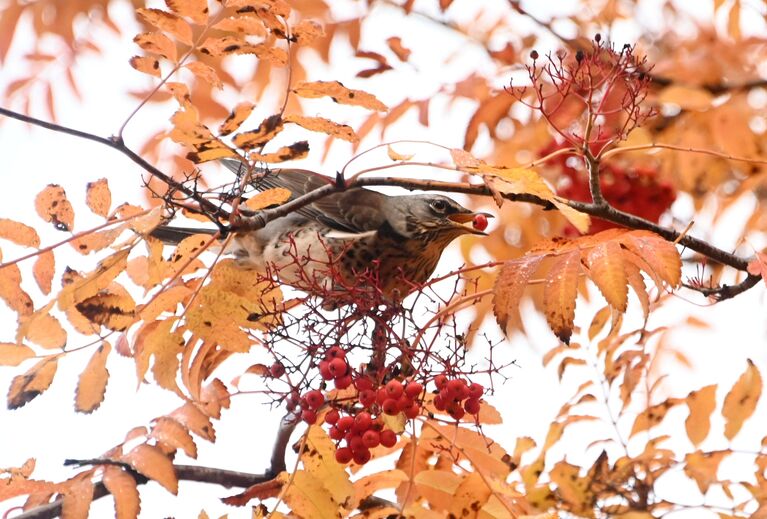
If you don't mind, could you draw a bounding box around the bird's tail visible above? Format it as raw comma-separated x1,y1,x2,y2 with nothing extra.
150,225,219,245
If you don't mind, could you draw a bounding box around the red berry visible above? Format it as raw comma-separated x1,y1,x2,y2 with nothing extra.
353,448,371,465
405,382,423,399
434,395,446,411
376,387,388,405
354,377,374,391
362,430,380,448
472,213,488,231
337,416,354,432
397,394,412,412
353,412,372,432
464,398,481,415
380,429,397,448
447,402,465,420
325,346,345,359
318,361,333,380
329,426,344,440
328,358,348,378
434,374,448,390
304,390,324,410
335,447,353,464
446,379,465,400
382,398,399,416
404,402,420,419
301,409,317,424
325,409,340,425
359,389,376,407
349,435,365,453
468,383,484,399
385,380,404,399
269,362,285,378
334,374,353,390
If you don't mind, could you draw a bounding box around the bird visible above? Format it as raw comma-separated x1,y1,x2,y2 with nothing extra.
152,160,491,305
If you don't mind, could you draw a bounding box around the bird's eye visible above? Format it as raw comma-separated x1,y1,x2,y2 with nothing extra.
430,199,447,213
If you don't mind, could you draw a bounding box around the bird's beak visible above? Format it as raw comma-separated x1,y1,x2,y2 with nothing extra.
447,211,494,235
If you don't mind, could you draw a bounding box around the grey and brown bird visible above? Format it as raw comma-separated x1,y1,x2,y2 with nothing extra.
152,160,491,303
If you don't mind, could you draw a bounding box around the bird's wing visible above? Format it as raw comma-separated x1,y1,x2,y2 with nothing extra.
222,160,387,233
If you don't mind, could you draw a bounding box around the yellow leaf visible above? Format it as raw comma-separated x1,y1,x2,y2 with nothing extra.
199,36,287,64
134,319,184,394
586,241,628,312
76,291,137,331
351,470,407,510
121,444,178,494
0,256,33,315
58,248,130,310
284,114,358,142
7,356,58,409
449,472,492,518
139,285,192,321
683,450,729,494
685,385,717,446
723,360,762,440
136,8,193,45
588,306,611,340
219,102,255,136
543,250,580,343
303,426,353,507
33,250,55,295
0,218,40,247
170,401,216,442
69,228,122,255
414,470,462,511
232,114,284,151
243,188,293,211
249,142,309,163
282,470,339,519
102,466,140,519
75,342,111,413
35,184,74,231
550,461,590,509
151,417,197,458
85,178,112,218
129,55,161,78
0,343,35,366
293,80,388,112
21,311,67,349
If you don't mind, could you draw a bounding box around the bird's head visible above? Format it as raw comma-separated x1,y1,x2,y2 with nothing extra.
384,194,492,241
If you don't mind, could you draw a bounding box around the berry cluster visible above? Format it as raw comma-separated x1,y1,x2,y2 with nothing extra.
326,410,398,465
433,375,484,420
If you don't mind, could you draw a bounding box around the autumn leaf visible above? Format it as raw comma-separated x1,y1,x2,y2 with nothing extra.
449,472,492,518
219,102,255,136
284,114,359,142
249,141,310,163
61,475,94,519
746,251,767,286
543,250,581,343
232,114,284,151
493,255,544,335
414,470,462,512
165,0,209,25
129,55,160,77
0,343,35,366
630,398,684,437
184,61,222,89
302,426,353,507
136,8,193,45
281,470,339,519
7,356,59,409
243,188,292,211
76,291,137,331
685,384,717,446
722,360,762,440
293,80,388,111
150,417,198,458
121,444,178,494
33,250,55,295
387,36,411,61
0,218,40,247
75,342,111,413
102,466,141,519
586,241,628,312
35,184,75,231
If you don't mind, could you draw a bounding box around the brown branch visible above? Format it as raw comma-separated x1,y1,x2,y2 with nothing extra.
0,106,229,221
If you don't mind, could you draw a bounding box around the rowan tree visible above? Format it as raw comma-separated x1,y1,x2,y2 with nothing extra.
1,1,766,518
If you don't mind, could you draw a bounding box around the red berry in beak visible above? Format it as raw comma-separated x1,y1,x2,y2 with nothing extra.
472,213,488,231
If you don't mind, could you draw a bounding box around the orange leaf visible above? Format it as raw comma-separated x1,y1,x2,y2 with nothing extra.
150,417,197,458
747,252,767,286
170,402,216,441
219,102,255,136
7,357,58,409
33,250,55,295
85,178,112,218
0,218,40,247
387,145,414,161
543,250,581,343
136,8,193,45
222,476,284,506
685,384,717,446
199,36,287,64
293,80,388,112
69,228,122,255
22,311,67,349
587,306,611,340
549,461,589,509
493,255,544,334
232,114,284,151
75,342,111,413
0,253,33,315
281,470,339,518
0,343,35,366
35,184,75,231
249,141,310,163
684,450,729,494
621,231,681,288
184,61,222,89
211,16,266,37
722,360,762,440
585,240,628,312
61,476,94,519
165,0,209,24
302,426,353,505
630,398,683,437
129,55,161,77
243,188,292,211
134,32,177,62
293,20,324,44
120,444,178,494
351,470,407,510
284,114,358,142
386,36,411,61
414,470,462,511
102,466,141,519
449,472,492,517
